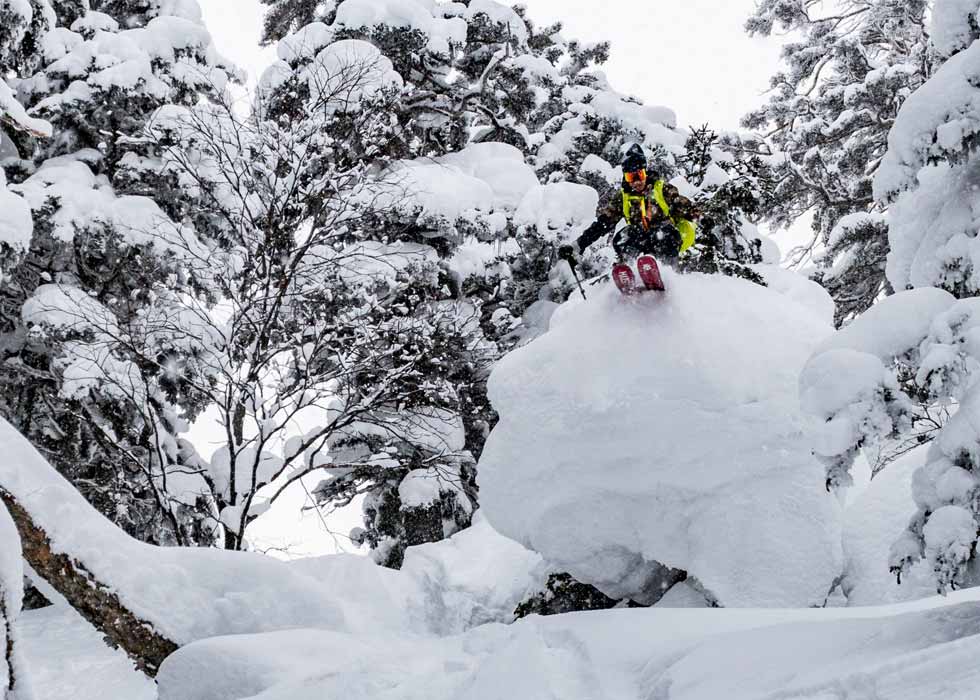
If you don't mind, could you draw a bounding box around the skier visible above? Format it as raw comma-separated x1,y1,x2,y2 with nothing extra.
558,144,700,292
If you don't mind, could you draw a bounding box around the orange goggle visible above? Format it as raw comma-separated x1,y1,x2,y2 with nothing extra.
624,169,647,185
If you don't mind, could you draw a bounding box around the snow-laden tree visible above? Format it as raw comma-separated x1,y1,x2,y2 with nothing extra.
1,0,49,73
24,30,504,558
800,0,980,592
256,10,513,564
0,0,56,142
0,1,232,545
744,0,932,325
0,80,48,275
17,5,232,170
260,0,336,45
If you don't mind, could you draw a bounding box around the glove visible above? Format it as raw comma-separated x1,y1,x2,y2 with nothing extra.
653,221,680,240
558,243,579,266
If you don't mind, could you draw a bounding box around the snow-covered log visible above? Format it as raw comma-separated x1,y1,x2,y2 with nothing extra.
0,493,178,677
0,419,346,676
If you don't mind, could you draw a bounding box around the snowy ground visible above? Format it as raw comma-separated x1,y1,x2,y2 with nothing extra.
20,589,980,700
18,606,155,700
15,266,968,699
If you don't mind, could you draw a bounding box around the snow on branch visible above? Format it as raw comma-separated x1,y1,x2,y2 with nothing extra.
875,40,980,202
0,80,51,139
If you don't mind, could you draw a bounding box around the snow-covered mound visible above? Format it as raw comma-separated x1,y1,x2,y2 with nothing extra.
287,513,543,636
399,514,544,633
478,269,844,606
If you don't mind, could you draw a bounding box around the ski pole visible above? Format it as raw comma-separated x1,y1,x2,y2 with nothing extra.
568,261,587,300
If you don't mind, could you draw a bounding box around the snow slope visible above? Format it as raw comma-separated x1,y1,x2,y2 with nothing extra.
24,573,980,700
478,268,844,606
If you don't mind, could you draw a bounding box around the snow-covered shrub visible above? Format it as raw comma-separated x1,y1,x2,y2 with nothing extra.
799,288,954,490
513,572,620,619
801,348,913,491
802,291,980,592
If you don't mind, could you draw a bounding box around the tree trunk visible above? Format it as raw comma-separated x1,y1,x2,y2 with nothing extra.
0,490,178,677
2,593,13,696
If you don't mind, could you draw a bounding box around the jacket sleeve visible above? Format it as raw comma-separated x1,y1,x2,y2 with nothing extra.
662,183,700,221
575,188,621,252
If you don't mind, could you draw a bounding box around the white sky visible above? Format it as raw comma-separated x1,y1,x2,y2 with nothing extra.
198,0,781,130
194,0,790,557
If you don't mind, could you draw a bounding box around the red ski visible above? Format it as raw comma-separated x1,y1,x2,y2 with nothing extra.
636,255,665,292
611,263,637,295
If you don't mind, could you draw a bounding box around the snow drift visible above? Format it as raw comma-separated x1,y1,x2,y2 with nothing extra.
478,268,844,606
157,589,980,700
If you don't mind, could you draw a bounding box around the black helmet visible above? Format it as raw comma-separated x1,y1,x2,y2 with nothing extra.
621,143,647,172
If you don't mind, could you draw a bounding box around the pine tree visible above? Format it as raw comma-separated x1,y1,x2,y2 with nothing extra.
259,0,337,45
0,2,231,545
744,0,932,325
801,0,980,592
674,127,767,284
